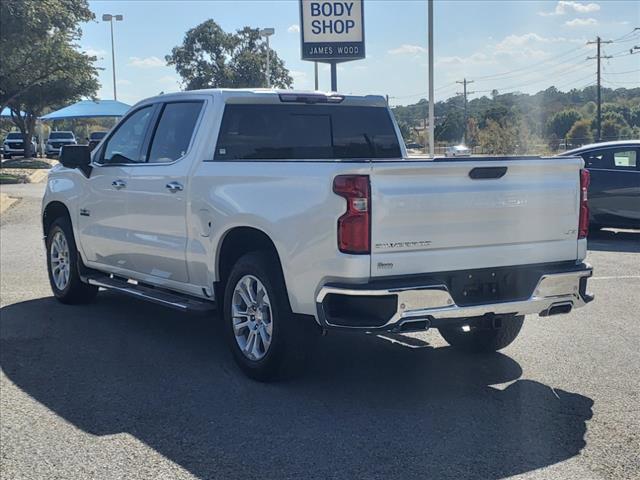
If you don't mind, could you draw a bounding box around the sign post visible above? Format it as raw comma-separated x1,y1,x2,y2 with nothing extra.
299,0,365,91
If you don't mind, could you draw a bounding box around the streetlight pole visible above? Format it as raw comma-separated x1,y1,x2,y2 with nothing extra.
102,14,123,101
259,28,275,88
427,0,434,157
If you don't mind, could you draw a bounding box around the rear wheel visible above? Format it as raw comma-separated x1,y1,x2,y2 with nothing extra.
438,315,524,353
46,217,98,304
223,251,315,381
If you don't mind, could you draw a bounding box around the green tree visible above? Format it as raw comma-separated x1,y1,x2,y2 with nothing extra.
478,120,517,155
566,119,594,147
0,0,94,111
9,53,98,157
435,110,464,143
601,120,621,141
166,20,292,90
547,109,582,140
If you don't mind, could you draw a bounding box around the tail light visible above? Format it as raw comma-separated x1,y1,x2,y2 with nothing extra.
333,175,370,254
578,169,590,239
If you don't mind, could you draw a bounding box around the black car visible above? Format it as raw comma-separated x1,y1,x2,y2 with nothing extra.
88,131,108,151
560,140,640,230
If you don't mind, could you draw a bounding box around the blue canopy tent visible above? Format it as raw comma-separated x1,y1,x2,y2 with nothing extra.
39,99,130,120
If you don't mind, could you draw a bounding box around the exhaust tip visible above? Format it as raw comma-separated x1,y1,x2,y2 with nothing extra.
545,302,573,316
396,319,431,333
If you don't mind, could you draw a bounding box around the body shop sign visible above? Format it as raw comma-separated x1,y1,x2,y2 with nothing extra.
300,0,365,62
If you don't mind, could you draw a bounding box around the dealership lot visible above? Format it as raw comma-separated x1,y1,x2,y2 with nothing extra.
1,182,639,480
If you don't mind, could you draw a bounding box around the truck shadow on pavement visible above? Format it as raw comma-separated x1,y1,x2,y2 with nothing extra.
1,293,594,480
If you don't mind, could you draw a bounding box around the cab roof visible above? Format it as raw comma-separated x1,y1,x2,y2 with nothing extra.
135,88,388,108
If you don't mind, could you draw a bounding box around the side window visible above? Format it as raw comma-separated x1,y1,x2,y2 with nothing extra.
582,150,610,169
612,149,637,170
101,106,154,164
148,102,203,163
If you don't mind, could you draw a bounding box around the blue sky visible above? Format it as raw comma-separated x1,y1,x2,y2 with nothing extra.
80,0,640,106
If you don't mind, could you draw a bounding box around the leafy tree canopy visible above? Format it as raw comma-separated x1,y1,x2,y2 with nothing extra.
0,0,95,110
166,20,293,90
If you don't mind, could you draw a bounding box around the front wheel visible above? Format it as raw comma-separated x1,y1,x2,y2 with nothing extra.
438,315,524,353
223,251,315,381
46,217,98,304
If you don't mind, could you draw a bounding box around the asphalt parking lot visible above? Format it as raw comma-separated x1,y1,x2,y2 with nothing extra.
1,182,639,480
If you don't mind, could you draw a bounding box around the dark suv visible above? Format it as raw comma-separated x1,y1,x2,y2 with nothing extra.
560,140,640,230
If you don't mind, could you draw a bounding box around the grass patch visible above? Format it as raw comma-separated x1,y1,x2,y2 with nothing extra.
1,158,52,169
0,173,25,184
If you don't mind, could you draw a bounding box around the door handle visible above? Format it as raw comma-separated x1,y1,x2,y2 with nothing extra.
165,181,184,193
112,179,127,190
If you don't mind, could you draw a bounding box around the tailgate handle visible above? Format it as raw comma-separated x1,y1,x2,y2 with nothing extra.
469,166,508,179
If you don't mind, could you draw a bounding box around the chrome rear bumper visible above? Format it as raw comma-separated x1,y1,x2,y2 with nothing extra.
316,263,593,331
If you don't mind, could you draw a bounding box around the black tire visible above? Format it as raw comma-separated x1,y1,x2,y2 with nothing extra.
46,216,98,304
223,251,315,381
438,315,524,353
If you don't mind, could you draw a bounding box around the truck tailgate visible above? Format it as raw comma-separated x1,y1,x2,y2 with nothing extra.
369,157,583,277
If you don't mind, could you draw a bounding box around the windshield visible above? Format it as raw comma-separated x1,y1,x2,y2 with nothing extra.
6,133,22,140
49,132,74,139
215,104,402,160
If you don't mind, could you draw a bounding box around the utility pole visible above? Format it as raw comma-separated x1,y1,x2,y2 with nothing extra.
587,36,612,141
456,78,475,145
427,0,434,157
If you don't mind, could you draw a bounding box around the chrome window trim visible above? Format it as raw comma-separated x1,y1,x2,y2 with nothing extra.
92,98,208,169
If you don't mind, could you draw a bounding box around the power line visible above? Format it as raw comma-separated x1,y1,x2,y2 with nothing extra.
472,44,586,81
611,27,640,43
602,67,640,75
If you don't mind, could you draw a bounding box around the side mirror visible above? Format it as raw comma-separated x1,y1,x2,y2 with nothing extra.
60,145,92,176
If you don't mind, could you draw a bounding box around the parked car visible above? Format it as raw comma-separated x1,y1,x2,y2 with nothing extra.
446,144,471,157
42,89,593,380
87,131,108,151
405,142,423,149
3,132,37,159
45,131,77,157
559,140,640,230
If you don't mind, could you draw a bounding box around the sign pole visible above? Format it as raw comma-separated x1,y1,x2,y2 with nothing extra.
299,0,365,88
314,62,319,90
330,62,338,91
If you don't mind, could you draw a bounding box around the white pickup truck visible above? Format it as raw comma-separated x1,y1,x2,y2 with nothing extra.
42,89,593,380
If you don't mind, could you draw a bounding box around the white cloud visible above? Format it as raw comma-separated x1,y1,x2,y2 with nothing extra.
565,17,598,27
388,44,427,55
289,70,307,79
436,52,494,66
157,75,179,84
116,79,132,85
82,47,107,58
287,24,300,33
539,1,600,16
128,56,165,68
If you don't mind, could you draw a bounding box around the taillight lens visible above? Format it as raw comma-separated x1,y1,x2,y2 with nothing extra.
333,175,370,254
578,169,590,239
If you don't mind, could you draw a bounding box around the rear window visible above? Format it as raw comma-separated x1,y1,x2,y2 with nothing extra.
215,104,401,160
6,133,21,140
49,132,74,139
90,132,107,140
